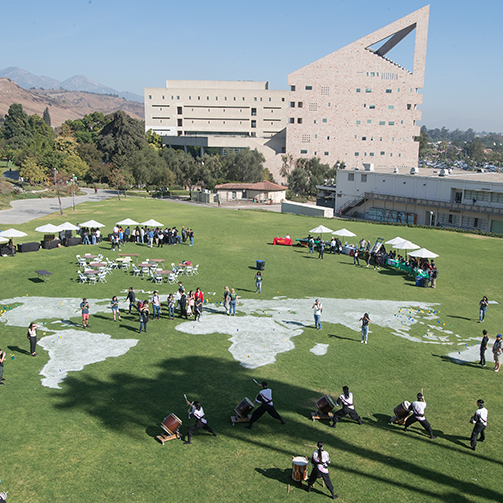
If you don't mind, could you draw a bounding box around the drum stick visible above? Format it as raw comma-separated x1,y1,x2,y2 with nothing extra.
253,379,259,385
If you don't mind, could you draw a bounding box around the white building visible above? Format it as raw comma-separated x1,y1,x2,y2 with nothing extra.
317,165,503,233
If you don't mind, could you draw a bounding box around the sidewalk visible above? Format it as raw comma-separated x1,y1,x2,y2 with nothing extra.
0,189,116,224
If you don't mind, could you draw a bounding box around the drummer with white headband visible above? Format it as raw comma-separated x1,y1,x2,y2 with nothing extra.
306,441,338,499
183,399,217,445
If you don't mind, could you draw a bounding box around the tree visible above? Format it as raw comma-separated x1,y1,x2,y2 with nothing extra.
76,143,106,183
418,127,430,158
287,166,309,195
128,145,174,187
469,138,485,165
97,111,146,163
65,112,111,144
162,148,198,188
0,103,32,149
145,129,162,150
222,148,265,182
19,156,46,184
42,107,51,127
108,168,129,201
286,157,333,196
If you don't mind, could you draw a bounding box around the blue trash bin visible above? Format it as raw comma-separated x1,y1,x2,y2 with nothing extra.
256,260,265,270
415,276,423,287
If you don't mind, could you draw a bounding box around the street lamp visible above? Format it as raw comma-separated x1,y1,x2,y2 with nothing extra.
71,174,77,211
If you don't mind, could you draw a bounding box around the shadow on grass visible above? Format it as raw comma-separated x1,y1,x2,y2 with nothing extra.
51,356,503,503
431,354,482,368
446,315,472,321
8,345,30,355
28,277,45,284
328,333,358,342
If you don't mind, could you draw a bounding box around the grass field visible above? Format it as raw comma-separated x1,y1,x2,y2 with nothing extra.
0,198,502,503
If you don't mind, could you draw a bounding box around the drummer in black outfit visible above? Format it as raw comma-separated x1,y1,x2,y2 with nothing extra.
403,393,437,439
245,381,285,429
307,441,338,499
183,399,217,445
330,386,363,428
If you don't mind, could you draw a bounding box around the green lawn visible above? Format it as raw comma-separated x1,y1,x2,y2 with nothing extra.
0,198,502,503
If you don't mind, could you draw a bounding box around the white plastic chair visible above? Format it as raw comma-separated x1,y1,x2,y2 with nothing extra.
97,272,107,283
132,265,141,277
185,265,194,276
192,264,199,275
78,271,88,284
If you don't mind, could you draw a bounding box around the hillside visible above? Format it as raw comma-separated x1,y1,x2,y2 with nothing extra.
0,78,144,126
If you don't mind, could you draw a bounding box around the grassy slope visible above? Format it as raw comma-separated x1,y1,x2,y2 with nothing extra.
0,198,502,503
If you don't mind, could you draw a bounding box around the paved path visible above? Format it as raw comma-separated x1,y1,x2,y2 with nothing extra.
0,189,117,224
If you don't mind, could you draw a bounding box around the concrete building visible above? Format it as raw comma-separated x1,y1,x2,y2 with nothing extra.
215,181,287,204
317,164,503,233
144,80,288,177
286,5,429,171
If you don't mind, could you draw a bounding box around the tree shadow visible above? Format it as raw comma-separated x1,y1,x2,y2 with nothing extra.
51,356,503,502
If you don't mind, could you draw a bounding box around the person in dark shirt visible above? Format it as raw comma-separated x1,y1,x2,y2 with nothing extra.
479,329,489,367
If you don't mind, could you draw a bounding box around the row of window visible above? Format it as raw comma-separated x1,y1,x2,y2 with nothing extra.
356,120,404,125
148,95,285,102
354,152,401,157
356,136,406,141
299,151,401,158
464,189,503,204
437,213,487,230
356,88,415,93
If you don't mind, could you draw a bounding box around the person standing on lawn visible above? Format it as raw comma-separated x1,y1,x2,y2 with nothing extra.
479,330,489,367
134,300,150,333
151,291,161,320
80,298,90,328
229,288,238,316
479,296,489,322
0,348,6,384
194,288,204,322
255,271,263,293
167,293,175,320
313,299,322,330
492,334,502,372
318,240,325,260
306,441,338,500
469,399,488,451
28,322,39,356
360,313,370,344
111,296,122,322
223,286,230,314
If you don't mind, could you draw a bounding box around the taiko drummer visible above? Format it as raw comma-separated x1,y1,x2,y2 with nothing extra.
245,381,285,430
183,399,217,445
307,441,338,499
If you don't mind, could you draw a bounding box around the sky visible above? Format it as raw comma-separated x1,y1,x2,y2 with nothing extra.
1,0,502,132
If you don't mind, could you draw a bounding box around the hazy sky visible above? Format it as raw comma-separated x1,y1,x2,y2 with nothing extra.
1,0,501,132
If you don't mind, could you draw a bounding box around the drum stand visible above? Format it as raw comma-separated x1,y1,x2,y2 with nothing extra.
156,428,181,445
311,411,334,422
231,414,252,425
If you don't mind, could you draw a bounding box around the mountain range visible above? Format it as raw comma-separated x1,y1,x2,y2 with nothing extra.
0,67,143,103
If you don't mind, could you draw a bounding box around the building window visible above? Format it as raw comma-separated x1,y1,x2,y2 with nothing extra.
162,95,164,99
380,151,385,155
297,118,302,124
367,119,372,124
177,119,182,127
308,103,317,111
356,88,361,93
370,152,374,156
355,152,359,156
282,98,285,102
289,118,295,124
324,151,329,156
315,134,317,138
348,173,355,181
407,104,412,110
177,107,182,114
380,137,383,141
298,102,303,108
361,174,367,182
148,95,152,99
269,97,271,101
251,120,256,128
356,120,361,125
251,108,257,116
207,96,209,100
369,105,375,109
321,87,330,95
300,149,307,154
243,97,245,101
314,120,317,124
328,102,331,107
365,88,372,93
388,105,394,110
290,102,295,108
305,85,312,90
389,121,395,126
254,97,257,101
362,137,367,141
290,85,296,91
327,136,330,140
386,89,392,93
379,121,385,125
302,135,310,143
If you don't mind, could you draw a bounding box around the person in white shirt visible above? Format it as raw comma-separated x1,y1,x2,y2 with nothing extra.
307,441,338,499
313,299,322,330
245,381,285,429
404,393,437,439
151,291,161,320
470,399,488,451
330,386,363,428
183,400,217,445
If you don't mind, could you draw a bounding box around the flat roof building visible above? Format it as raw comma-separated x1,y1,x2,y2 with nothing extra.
144,80,288,177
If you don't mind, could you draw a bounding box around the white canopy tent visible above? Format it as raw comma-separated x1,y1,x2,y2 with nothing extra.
35,224,61,233
116,218,140,226
408,248,439,259
385,236,406,245
57,222,80,231
332,228,357,237
141,219,164,227
0,228,28,238
79,219,105,228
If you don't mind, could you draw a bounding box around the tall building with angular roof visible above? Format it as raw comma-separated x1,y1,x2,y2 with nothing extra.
286,5,430,171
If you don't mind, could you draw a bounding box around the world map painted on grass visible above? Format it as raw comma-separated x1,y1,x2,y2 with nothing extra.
0,295,480,388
